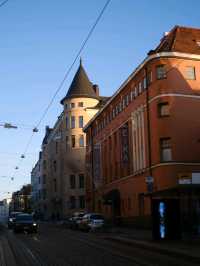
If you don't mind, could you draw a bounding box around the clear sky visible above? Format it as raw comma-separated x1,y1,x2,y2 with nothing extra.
0,0,200,199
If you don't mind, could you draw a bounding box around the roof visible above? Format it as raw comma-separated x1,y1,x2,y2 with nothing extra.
148,25,200,55
88,96,110,109
61,60,99,104
42,126,53,145
84,25,200,131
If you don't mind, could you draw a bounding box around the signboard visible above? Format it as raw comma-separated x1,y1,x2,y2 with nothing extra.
120,123,129,164
93,144,102,188
178,173,192,184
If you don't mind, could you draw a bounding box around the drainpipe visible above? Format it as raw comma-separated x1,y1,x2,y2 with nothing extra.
91,127,95,212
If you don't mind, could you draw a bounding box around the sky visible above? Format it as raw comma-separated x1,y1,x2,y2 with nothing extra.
0,0,200,199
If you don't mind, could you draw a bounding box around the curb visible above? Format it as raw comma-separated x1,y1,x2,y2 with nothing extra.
105,236,200,264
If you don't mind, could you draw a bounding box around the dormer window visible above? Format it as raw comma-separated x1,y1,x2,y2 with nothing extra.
78,102,83,107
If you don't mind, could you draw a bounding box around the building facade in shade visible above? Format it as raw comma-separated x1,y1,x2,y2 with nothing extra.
10,184,32,213
84,26,200,234
31,152,42,216
36,60,108,219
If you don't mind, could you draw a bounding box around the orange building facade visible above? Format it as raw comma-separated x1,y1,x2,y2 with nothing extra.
84,26,200,232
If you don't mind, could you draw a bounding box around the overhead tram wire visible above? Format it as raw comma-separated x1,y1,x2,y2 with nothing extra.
0,0,9,8
35,0,111,129
10,0,111,181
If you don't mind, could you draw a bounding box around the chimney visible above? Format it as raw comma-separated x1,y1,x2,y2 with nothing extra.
93,84,99,96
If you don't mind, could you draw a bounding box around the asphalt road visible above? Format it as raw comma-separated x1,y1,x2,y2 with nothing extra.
0,223,199,266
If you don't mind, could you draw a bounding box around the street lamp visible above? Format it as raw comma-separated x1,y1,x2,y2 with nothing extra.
0,123,18,129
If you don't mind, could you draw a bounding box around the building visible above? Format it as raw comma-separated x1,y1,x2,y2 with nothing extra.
37,60,108,219
84,26,200,237
0,199,10,223
31,152,42,216
11,184,32,213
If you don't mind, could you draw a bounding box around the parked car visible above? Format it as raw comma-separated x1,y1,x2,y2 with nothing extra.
13,214,38,233
8,212,23,229
78,213,105,232
69,212,85,230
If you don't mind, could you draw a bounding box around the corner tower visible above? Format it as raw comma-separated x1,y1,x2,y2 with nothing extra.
60,60,101,216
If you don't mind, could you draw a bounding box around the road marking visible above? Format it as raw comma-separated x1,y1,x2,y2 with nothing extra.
32,236,40,242
24,246,41,265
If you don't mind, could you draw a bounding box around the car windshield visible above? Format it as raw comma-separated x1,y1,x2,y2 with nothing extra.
16,215,33,221
90,215,104,220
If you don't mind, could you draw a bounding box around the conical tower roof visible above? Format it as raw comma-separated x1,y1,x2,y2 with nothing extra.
61,60,98,104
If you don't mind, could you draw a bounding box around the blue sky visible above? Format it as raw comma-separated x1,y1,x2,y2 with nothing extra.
0,0,200,199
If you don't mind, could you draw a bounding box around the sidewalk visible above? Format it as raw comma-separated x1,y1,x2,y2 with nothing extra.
104,227,200,264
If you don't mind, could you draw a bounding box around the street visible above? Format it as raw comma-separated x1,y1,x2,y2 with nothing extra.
0,224,198,266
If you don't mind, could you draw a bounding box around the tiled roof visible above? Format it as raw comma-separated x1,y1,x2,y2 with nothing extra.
61,60,99,104
148,26,200,55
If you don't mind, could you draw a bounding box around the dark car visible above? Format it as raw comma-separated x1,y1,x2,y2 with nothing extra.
78,213,105,232
13,214,38,233
8,212,23,229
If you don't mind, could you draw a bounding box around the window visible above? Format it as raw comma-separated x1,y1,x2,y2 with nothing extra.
122,98,126,109
53,160,57,172
156,65,166,79
69,196,76,209
138,82,142,94
71,116,75,128
43,175,46,184
70,175,76,189
53,179,57,192
143,77,147,89
43,189,46,200
125,94,129,106
79,174,84,188
160,138,172,162
112,109,115,118
71,135,75,148
79,116,84,128
65,104,68,109
147,71,152,85
135,86,138,97
158,102,170,117
55,142,58,153
43,160,46,170
79,196,85,209
38,176,41,184
66,117,69,128
66,136,69,150
79,135,84,147
78,102,83,107
185,66,196,80
70,103,75,108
